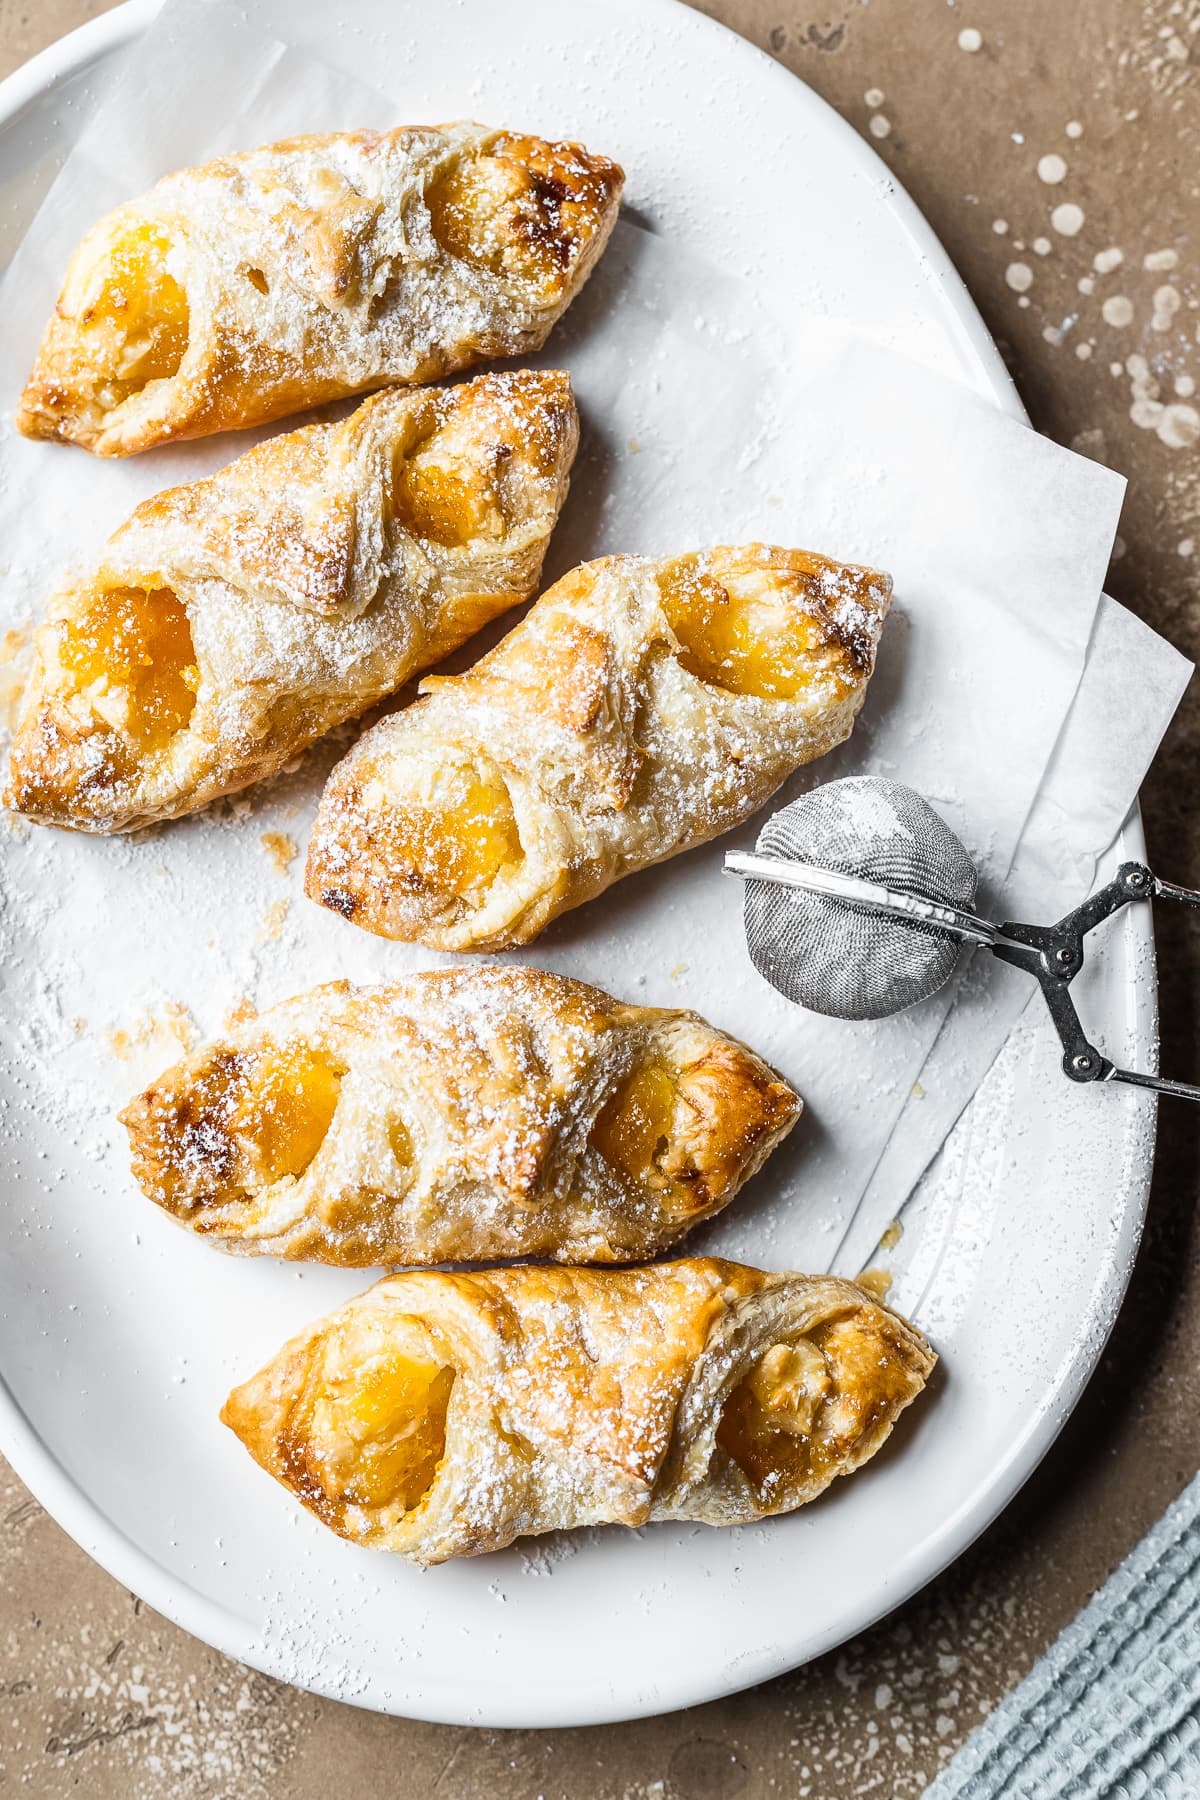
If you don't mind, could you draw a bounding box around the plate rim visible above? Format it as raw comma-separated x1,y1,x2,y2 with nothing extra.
0,0,1155,1726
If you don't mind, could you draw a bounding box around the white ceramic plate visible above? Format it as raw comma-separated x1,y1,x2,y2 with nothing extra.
0,0,1153,1727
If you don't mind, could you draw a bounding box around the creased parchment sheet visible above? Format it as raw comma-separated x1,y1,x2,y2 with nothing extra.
835,595,1192,1279
0,0,1137,1284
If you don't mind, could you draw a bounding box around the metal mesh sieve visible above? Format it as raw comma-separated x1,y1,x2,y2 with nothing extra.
742,777,980,1020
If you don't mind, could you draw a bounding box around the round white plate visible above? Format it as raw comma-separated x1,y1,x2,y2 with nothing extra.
0,0,1153,1727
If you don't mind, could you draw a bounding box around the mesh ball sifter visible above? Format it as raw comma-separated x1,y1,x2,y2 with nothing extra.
726,775,1200,1101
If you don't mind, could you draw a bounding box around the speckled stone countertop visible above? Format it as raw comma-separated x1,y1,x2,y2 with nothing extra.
1,2,1197,1795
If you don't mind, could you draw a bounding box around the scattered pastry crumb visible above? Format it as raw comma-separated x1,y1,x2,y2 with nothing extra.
223,996,258,1030
107,1002,198,1063
260,831,298,874
858,1267,893,1299
0,624,29,726
256,898,290,944
880,1219,904,1251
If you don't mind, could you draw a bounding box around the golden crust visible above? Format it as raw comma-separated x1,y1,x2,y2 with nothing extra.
17,125,622,456
306,544,892,949
5,369,578,832
221,1259,935,1564
119,967,800,1265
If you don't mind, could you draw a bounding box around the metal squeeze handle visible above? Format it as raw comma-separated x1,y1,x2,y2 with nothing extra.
992,863,1200,1101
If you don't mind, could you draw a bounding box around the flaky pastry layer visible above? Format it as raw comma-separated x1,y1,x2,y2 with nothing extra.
18,125,622,456
222,1259,934,1564
120,968,799,1266
307,544,892,948
6,370,577,832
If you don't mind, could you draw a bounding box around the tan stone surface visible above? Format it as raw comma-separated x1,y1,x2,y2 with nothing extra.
1,1,1198,1794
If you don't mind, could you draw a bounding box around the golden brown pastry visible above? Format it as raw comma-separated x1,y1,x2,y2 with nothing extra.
306,544,891,949
6,369,578,832
222,1259,934,1564
120,967,799,1266
17,125,622,456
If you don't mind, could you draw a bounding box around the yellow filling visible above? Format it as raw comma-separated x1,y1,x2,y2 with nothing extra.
80,224,189,399
717,1336,836,1490
717,1320,914,1495
658,559,849,702
227,1043,343,1184
590,1058,711,1215
593,1058,675,1174
57,586,198,752
381,759,522,902
393,454,503,548
426,154,519,268
334,1351,456,1511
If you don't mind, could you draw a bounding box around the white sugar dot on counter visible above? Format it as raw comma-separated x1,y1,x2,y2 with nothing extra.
869,114,892,138
1152,285,1182,331
1012,132,1025,144
1052,202,1085,236
1076,342,1093,360
1158,404,1200,449
1078,275,1096,294
1017,294,1031,308
1005,261,1034,292
1037,153,1068,184
1033,237,1052,255
958,27,983,50
1102,295,1134,327
1175,375,1196,398
1093,246,1124,273
1144,248,1179,271
993,218,1009,234
864,86,885,107
1066,120,1084,138
1178,539,1195,558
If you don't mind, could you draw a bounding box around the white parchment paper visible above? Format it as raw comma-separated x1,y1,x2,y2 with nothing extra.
0,0,1163,1291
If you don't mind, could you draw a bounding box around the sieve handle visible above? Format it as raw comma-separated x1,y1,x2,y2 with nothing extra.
722,852,998,946
995,862,1200,1101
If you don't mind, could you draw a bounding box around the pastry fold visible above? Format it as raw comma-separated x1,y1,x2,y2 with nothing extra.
306,544,892,949
222,1259,934,1564
120,968,799,1265
6,369,578,832
17,125,622,456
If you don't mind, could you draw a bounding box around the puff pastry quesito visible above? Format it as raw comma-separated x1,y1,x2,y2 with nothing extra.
307,544,892,949
222,1259,934,1563
121,967,799,1265
6,369,578,832
18,125,622,457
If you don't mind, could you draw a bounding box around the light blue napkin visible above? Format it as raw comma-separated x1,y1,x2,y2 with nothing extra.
925,1472,1200,1798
